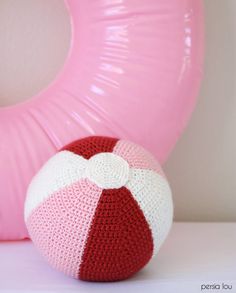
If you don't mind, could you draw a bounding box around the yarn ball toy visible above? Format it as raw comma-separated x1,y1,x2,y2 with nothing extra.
24,136,173,282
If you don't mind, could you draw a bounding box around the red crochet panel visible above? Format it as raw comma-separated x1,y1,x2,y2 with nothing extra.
79,187,153,281
62,136,118,159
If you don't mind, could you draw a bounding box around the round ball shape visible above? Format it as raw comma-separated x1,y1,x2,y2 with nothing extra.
25,136,173,281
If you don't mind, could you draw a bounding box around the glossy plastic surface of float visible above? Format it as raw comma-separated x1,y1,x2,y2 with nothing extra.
0,0,204,239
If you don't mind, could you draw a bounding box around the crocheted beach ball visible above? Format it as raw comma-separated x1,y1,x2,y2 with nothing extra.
24,136,173,282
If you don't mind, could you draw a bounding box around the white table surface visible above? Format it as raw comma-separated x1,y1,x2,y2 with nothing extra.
0,223,235,293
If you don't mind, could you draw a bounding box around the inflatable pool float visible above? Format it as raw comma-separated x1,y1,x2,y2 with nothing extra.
0,0,204,240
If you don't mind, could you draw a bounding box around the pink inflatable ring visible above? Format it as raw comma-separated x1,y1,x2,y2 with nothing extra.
0,0,204,240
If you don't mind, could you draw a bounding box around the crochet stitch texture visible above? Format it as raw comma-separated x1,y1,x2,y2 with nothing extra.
25,136,173,281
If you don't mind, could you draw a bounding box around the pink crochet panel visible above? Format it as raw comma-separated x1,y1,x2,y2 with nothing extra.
27,179,102,278
113,140,164,176
25,136,173,281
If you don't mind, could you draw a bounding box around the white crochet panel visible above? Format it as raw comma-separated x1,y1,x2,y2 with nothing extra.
25,151,131,220
24,151,87,220
126,169,173,255
86,153,130,189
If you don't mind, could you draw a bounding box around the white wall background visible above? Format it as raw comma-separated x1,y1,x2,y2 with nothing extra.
0,0,235,221
164,0,236,221
0,0,71,107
